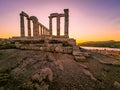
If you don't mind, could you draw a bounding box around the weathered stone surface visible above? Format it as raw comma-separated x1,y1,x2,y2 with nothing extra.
46,53,56,62
34,82,49,90
68,39,76,46
73,51,81,56
54,60,64,71
83,52,90,57
15,42,21,48
32,73,42,83
55,46,63,53
114,81,120,88
50,47,55,52
47,44,62,47
63,47,68,53
32,68,53,82
82,69,97,81
74,56,86,62
67,47,73,54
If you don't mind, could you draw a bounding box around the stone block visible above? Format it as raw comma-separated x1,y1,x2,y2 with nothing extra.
62,47,68,53
67,39,76,46
74,56,86,62
15,42,21,48
83,52,91,57
55,46,63,53
50,47,55,52
67,47,73,54
73,51,81,56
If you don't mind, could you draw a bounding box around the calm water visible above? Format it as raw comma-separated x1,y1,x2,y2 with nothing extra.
80,46,120,51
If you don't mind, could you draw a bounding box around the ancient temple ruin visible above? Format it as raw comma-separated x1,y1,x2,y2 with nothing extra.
11,9,89,61
19,9,69,38
12,9,77,54
20,11,49,37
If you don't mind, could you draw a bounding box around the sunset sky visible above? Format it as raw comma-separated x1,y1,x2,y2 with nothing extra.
0,0,120,42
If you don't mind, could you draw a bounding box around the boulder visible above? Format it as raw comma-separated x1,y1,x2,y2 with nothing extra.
114,81,120,88
55,46,63,53
32,68,53,83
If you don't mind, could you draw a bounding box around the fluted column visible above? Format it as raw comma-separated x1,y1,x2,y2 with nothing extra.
20,14,25,37
27,18,31,37
49,17,52,36
64,9,69,37
57,16,60,36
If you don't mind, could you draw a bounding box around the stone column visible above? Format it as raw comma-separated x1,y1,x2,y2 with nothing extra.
49,17,52,36
64,9,69,37
30,16,39,37
57,16,60,37
20,14,25,37
41,26,42,36
43,27,45,36
27,18,31,37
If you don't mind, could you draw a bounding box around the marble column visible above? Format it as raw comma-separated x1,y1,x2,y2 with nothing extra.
41,26,42,36
57,16,60,36
49,17,52,36
43,27,45,35
27,18,31,37
64,9,69,37
33,22,39,37
20,14,25,37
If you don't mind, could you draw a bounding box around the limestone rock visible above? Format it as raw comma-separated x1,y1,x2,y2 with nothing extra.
73,46,81,55
82,69,97,81
41,68,53,82
32,73,42,83
55,46,63,53
67,47,73,54
73,51,81,56
32,67,53,83
50,47,55,52
83,52,90,57
114,81,120,88
34,82,49,90
46,53,56,62
67,39,76,46
54,61,64,71
74,56,86,62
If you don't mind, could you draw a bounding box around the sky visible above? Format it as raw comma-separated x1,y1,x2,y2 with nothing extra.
0,0,120,43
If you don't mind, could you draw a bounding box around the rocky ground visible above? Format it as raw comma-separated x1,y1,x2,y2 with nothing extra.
0,49,120,90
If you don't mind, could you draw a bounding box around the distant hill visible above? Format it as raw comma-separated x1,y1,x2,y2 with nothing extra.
78,40,120,48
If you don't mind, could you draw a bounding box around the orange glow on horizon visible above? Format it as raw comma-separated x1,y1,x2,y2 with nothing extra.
0,0,120,43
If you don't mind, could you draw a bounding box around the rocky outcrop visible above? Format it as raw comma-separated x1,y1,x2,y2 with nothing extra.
32,67,53,82
113,81,120,88
73,46,90,62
